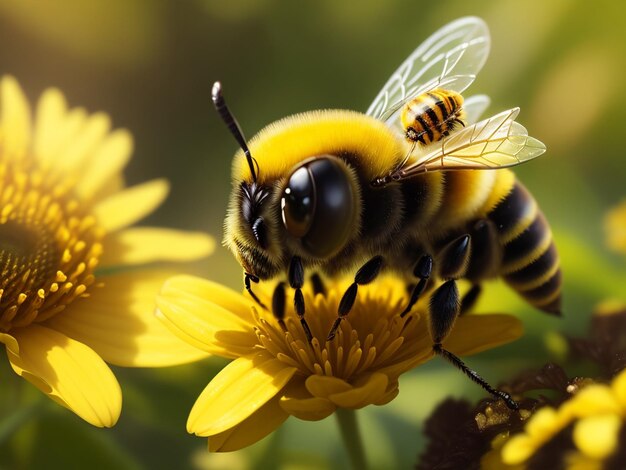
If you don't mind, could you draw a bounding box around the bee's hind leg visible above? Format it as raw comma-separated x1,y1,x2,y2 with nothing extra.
326,255,384,341
429,279,519,410
288,256,313,342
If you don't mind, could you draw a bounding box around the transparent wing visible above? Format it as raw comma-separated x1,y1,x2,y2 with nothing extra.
462,94,491,124
388,108,546,179
366,16,490,127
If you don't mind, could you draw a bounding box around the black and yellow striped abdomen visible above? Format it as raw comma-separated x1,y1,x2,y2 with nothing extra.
401,89,465,145
384,168,561,315
488,180,561,314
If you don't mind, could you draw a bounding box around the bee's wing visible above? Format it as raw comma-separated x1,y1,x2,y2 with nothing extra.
391,108,546,179
366,17,490,126
462,94,491,124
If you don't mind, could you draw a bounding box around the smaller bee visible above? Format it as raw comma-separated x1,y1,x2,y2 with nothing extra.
402,90,465,145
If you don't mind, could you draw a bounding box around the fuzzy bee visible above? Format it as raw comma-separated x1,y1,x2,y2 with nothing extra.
214,17,560,408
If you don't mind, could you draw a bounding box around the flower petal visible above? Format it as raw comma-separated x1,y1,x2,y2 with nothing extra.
75,129,133,200
6,324,121,427
45,270,211,367
188,352,296,436
1,76,31,160
611,368,626,407
328,373,389,409
444,313,523,356
55,112,112,176
100,228,215,267
161,275,254,322
573,414,621,459
34,88,68,163
280,380,336,421
207,394,289,452
305,375,352,399
157,278,257,358
93,179,169,232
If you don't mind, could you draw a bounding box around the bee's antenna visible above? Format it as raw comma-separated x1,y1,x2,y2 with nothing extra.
211,81,258,182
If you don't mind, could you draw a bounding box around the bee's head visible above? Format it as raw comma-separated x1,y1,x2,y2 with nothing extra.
215,82,359,279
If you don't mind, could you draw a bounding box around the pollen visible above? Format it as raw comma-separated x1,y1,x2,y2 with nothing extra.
0,163,103,332
253,286,427,381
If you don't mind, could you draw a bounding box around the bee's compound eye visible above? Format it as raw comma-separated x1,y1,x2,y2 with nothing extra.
281,166,315,238
282,156,355,258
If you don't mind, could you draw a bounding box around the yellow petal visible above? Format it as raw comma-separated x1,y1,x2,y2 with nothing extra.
39,106,89,170
76,129,133,199
6,325,121,427
305,375,352,399
57,112,112,176
328,373,389,409
562,385,621,418
573,414,621,459
100,228,215,267
611,368,626,407
501,434,538,465
444,313,524,356
1,76,31,159
45,270,211,367
0,332,19,356
34,88,67,163
93,179,169,232
161,275,254,323
187,352,296,436
157,279,257,358
280,380,336,421
207,394,289,452
524,406,563,438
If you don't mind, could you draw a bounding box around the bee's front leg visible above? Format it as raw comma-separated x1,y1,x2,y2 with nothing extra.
288,256,313,342
326,255,384,341
401,254,433,317
244,272,267,310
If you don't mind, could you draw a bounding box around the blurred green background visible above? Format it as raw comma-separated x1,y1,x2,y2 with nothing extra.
1,0,626,468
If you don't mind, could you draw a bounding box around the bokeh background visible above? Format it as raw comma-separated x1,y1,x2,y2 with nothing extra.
0,0,625,468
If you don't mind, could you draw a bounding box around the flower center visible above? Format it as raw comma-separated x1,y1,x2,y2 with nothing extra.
254,286,431,381
0,164,103,332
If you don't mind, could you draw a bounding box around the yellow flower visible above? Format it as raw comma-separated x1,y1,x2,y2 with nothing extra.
157,274,523,452
605,199,626,255
0,76,214,427
501,369,626,465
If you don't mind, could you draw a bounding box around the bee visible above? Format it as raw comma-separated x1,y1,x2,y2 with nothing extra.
214,17,560,409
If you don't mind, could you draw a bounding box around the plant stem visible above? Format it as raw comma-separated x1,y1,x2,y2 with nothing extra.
335,408,367,470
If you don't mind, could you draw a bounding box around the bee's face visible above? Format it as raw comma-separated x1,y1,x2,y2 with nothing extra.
225,155,359,279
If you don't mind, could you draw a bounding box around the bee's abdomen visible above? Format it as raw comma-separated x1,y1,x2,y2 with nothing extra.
401,89,464,145
488,181,562,314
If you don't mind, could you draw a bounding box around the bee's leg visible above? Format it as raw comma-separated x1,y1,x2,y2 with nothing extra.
288,256,313,342
429,280,519,410
271,281,287,331
460,284,482,315
401,254,433,317
438,234,471,279
310,273,326,296
327,255,384,341
245,273,267,310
